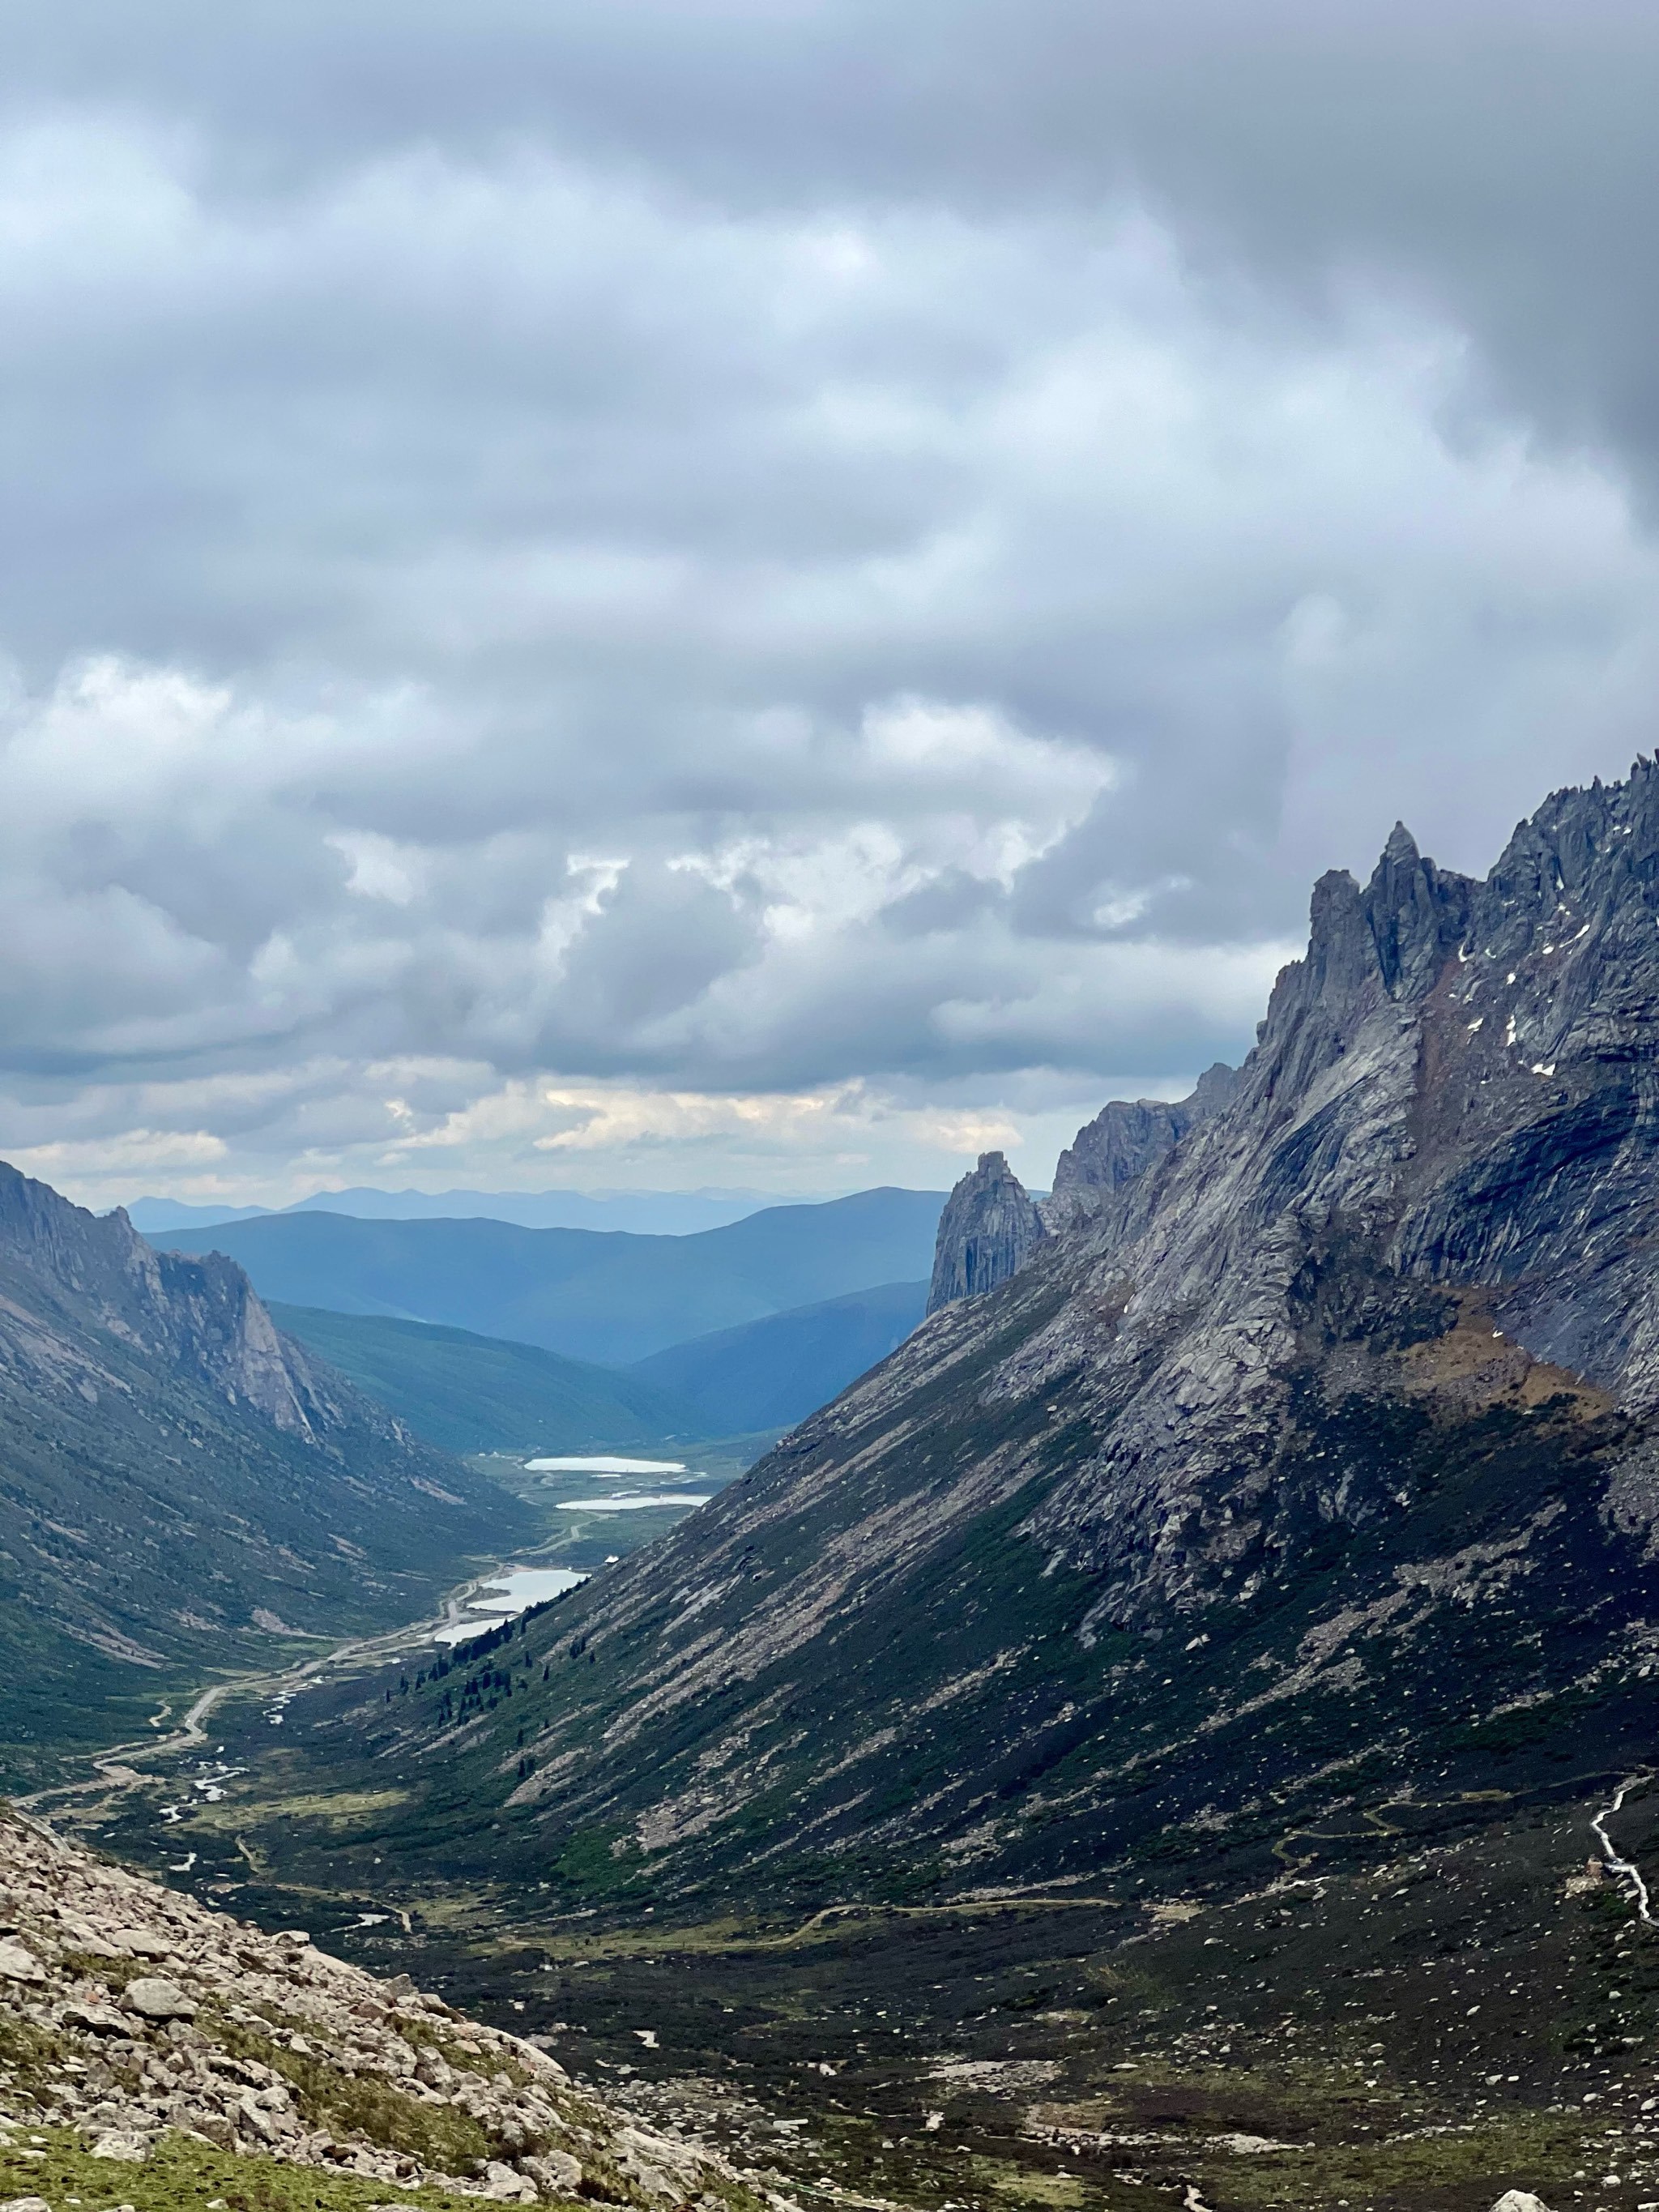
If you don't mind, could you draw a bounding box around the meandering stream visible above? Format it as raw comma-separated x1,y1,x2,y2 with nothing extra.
19,1453,728,1814
1591,1777,1655,1923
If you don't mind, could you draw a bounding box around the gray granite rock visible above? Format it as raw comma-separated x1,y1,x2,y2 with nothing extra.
121,1977,195,2022
87,2131,148,2163
926,1151,1047,1314
1042,1063,1235,1235
996,763,1659,1614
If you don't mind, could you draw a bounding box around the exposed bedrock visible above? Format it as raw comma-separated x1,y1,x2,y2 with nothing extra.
925,1148,1047,1313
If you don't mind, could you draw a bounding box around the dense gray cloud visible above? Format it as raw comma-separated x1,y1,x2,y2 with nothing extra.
0,2,1657,1202
12,0,1659,456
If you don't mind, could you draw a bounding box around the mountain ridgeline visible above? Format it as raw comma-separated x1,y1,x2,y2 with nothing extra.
157,1188,945,1367
923,1064,1239,1313
267,1305,709,1457
276,761,1659,1917
0,1166,527,1778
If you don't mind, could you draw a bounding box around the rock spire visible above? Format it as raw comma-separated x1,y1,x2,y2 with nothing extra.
926,1150,1047,1314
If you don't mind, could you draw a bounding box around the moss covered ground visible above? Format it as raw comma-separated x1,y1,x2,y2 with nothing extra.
0,2125,569,2212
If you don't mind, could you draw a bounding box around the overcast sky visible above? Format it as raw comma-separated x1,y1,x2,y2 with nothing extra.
6,0,1659,1208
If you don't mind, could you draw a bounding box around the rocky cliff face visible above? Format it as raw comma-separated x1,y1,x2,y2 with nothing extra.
1006,776,1659,1616
1040,1061,1236,1235
0,1163,353,1439
924,1148,1047,1313
0,1801,756,2207
249,761,1659,1924
0,1166,527,1780
929,1065,1239,1292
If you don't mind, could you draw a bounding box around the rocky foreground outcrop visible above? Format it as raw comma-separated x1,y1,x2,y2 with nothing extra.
0,1804,754,2206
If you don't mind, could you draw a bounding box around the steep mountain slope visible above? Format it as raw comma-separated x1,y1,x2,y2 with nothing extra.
0,1165,528,1778
626,1279,928,1432
159,1188,945,1364
270,1305,710,1454
242,762,1659,1917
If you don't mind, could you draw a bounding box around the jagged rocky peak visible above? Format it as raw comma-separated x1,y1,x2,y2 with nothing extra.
911,760,1659,1619
931,766,1659,1340
1010,756,1659,1599
1186,1058,1239,1119
1248,760,1659,1121
0,1158,327,1438
1364,817,1473,999
1043,1061,1237,1233
926,1149,1047,1314
1252,817,1476,1086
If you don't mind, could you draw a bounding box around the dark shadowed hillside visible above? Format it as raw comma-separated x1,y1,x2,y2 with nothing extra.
626,1278,928,1432
0,1165,528,1779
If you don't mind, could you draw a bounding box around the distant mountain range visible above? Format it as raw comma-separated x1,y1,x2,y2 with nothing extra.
128,1198,274,1230
274,1280,931,1450
127,1185,828,1237
269,1303,707,1455
0,1164,528,1782
155,1188,945,1368
0,1164,930,1783
629,1279,928,1433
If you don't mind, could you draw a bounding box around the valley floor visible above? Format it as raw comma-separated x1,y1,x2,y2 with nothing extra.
16,1441,748,1830
34,1651,1659,2212
19,1445,1659,2210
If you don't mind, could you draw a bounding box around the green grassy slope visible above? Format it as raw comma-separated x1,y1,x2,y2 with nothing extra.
271,1303,710,1454
0,1305,531,1783
157,1188,945,1364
